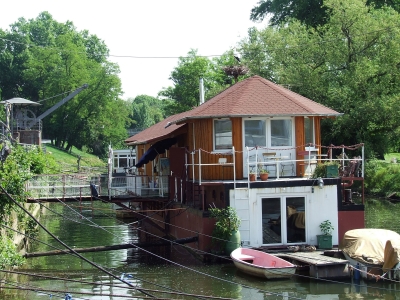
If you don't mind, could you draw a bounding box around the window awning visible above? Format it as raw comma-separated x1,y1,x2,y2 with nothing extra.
135,138,177,168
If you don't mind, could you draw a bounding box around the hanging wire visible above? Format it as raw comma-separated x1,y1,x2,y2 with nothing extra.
18,179,306,299
0,184,157,299
20,167,400,296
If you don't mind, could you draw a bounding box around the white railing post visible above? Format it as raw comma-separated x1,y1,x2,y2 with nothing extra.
191,151,195,183
232,146,236,189
199,149,202,185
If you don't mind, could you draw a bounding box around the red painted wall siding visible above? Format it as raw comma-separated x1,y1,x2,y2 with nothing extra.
169,205,214,252
338,211,365,244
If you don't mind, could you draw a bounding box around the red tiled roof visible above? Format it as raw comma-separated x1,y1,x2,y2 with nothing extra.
124,112,188,145
125,75,341,145
171,75,341,125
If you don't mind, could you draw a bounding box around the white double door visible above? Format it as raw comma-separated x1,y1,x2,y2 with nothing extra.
261,196,306,245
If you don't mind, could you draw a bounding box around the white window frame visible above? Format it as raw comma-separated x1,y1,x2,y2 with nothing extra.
304,117,316,150
213,118,232,152
270,118,293,147
242,117,294,148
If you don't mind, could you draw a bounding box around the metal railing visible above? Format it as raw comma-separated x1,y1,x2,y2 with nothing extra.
26,173,170,200
246,145,364,180
106,174,169,198
26,174,101,200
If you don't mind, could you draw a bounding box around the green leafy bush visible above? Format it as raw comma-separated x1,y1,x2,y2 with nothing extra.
0,237,25,269
364,159,400,197
209,206,241,253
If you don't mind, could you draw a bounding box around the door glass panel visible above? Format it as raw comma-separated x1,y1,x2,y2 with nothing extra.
286,197,306,243
244,120,266,147
262,197,282,244
119,155,128,168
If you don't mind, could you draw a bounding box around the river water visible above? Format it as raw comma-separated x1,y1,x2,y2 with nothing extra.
2,201,400,299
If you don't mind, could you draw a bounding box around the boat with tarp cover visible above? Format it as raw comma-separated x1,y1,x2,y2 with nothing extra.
340,228,400,280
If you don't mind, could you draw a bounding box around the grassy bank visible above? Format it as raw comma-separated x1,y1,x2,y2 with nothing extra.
365,198,400,233
43,144,107,173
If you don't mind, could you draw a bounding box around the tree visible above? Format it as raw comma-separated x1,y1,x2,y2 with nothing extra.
0,12,129,157
241,0,400,158
250,0,328,28
128,95,165,131
158,49,214,114
250,0,400,28
159,49,249,116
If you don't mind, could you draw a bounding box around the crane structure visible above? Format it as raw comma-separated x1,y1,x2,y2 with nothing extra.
1,84,88,145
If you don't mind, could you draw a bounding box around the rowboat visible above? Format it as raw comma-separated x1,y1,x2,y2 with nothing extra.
340,228,400,280
230,248,296,279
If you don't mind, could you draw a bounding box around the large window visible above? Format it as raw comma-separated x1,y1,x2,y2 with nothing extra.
243,118,293,147
271,119,292,146
244,120,266,147
214,119,232,150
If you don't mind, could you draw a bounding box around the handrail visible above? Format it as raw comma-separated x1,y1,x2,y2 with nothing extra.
187,147,236,186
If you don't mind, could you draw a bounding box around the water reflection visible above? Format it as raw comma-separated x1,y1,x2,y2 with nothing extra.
2,201,400,299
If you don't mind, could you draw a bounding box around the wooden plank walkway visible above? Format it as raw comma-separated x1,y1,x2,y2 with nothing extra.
273,250,350,279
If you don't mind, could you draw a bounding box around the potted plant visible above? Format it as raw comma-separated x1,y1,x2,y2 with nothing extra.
259,168,269,181
249,166,257,181
209,206,241,255
312,161,340,178
317,220,334,249
325,161,340,178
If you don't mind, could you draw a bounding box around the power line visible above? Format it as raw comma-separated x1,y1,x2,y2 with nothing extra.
0,37,223,59
22,180,303,299
1,24,399,61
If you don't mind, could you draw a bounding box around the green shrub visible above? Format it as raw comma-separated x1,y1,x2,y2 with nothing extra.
0,237,25,269
209,206,241,253
364,159,400,197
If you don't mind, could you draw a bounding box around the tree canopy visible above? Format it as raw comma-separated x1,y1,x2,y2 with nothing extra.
242,0,400,158
128,95,166,132
250,0,400,28
0,12,130,157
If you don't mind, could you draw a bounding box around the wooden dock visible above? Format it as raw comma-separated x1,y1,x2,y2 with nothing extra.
274,250,350,279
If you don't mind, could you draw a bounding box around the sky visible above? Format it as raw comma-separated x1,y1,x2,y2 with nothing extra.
0,1,267,100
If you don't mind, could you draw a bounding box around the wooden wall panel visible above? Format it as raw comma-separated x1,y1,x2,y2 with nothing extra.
295,117,305,177
315,117,321,149
231,117,243,179
186,118,243,180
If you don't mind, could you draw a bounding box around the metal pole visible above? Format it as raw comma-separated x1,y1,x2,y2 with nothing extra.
198,149,202,185
232,146,236,190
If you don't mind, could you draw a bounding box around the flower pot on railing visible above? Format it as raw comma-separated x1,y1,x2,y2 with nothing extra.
249,173,256,181
260,172,269,181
